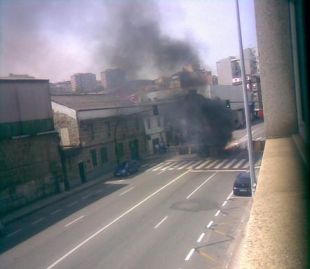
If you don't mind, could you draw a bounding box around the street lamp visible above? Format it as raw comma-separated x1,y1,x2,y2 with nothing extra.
235,0,256,194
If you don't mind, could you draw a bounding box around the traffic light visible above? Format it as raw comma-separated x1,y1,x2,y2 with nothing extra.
225,100,231,109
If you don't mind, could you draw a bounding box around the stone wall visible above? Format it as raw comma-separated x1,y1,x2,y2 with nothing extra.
0,133,62,216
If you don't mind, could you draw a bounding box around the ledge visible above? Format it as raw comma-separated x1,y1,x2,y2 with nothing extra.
231,136,309,269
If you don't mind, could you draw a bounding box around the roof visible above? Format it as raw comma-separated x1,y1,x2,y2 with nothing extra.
51,94,141,111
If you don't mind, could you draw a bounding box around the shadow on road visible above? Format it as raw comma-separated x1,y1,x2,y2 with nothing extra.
0,182,126,254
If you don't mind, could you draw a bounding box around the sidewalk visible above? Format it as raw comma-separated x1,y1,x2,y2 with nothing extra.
2,172,113,225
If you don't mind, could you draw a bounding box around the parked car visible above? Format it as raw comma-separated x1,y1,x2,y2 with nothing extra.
233,171,252,196
114,160,140,177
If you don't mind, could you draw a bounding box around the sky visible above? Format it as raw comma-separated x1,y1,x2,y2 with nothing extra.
0,0,257,82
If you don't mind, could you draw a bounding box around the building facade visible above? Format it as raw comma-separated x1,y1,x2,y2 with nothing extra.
71,73,97,93
216,56,242,85
0,79,62,215
100,68,127,91
52,95,148,188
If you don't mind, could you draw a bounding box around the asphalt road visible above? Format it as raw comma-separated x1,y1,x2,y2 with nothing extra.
0,123,263,269
0,155,256,269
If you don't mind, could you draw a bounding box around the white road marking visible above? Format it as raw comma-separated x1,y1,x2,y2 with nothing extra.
214,159,228,169
190,169,247,173
185,248,195,261
207,221,214,229
50,209,62,215
154,216,168,229
65,215,85,227
157,170,165,175
226,191,233,200
223,158,238,169
242,161,250,168
187,160,204,170
6,228,22,238
152,161,171,171
186,173,217,199
171,161,187,169
215,210,221,217
197,233,205,243
46,170,190,269
178,161,195,170
161,162,177,171
119,187,134,196
233,159,247,169
222,201,227,207
67,201,78,207
195,159,212,169
205,159,219,168
31,217,45,225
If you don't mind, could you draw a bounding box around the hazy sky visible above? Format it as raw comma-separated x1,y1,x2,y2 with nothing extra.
0,0,257,82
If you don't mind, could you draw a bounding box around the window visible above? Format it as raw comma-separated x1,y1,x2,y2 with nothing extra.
100,147,108,164
106,121,111,137
90,149,97,167
135,117,140,130
152,105,159,115
157,117,161,127
147,118,151,129
89,123,95,140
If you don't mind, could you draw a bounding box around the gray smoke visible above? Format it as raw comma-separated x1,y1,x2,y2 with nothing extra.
0,0,201,81
97,0,200,78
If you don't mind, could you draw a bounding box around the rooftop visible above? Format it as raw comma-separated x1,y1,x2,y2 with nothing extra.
51,94,140,111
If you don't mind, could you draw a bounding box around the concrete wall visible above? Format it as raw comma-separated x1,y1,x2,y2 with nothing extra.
254,0,298,137
0,80,52,123
216,57,233,85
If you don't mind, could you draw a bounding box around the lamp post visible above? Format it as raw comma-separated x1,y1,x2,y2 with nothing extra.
235,0,256,194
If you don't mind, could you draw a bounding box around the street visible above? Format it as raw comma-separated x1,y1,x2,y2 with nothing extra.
0,123,264,269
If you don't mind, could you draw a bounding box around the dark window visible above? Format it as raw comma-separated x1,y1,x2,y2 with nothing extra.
106,121,111,137
153,105,159,115
135,117,140,130
100,147,108,164
116,143,124,158
157,117,161,127
90,149,97,167
90,123,95,140
147,118,151,129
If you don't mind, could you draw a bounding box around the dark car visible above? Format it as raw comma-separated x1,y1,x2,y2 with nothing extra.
233,172,252,196
114,160,140,177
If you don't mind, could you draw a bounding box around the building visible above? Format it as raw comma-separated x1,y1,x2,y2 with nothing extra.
51,95,148,188
71,73,97,93
0,78,62,215
243,47,259,75
198,84,254,129
100,68,127,91
233,1,309,268
143,104,166,154
49,80,72,95
216,56,242,85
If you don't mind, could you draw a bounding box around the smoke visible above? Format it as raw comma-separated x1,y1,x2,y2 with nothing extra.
0,0,201,81
97,0,201,78
163,91,234,149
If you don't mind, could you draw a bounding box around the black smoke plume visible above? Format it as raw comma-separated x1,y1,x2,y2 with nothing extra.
163,91,234,150
96,0,201,78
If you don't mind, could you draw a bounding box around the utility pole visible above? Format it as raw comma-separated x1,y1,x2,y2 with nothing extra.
235,0,256,194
